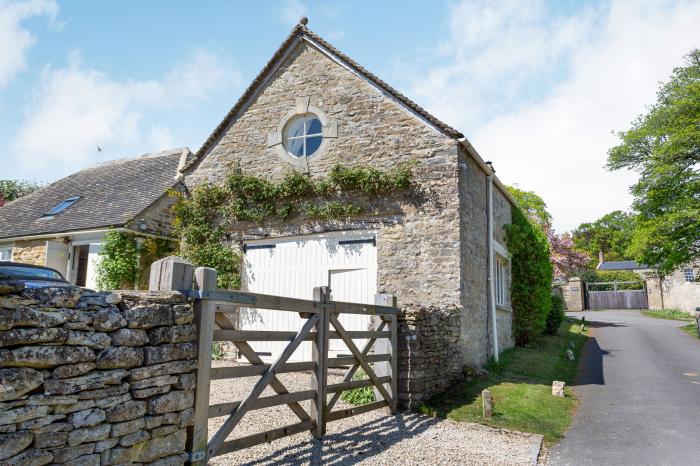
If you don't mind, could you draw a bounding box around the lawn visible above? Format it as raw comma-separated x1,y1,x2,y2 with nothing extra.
681,323,699,338
419,319,588,445
642,309,695,321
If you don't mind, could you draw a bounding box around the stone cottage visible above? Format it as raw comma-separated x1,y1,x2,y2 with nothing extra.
184,20,517,404
0,148,191,289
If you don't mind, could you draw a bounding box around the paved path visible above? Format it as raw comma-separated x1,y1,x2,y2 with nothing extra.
550,310,700,465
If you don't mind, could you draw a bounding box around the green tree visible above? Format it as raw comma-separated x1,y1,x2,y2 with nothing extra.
607,50,700,274
506,186,551,230
507,186,589,278
571,211,636,264
0,180,42,207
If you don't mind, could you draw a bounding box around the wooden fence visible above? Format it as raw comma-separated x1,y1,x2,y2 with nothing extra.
585,281,648,310
150,258,398,465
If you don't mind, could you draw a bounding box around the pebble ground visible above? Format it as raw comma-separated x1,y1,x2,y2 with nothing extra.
207,361,542,465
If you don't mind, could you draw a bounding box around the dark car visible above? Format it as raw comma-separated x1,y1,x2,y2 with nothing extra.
0,261,74,289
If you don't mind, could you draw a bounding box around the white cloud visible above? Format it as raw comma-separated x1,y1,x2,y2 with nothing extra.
11,49,237,179
409,0,700,231
0,0,57,87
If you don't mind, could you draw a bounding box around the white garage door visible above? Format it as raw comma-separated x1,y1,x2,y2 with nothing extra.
240,232,377,362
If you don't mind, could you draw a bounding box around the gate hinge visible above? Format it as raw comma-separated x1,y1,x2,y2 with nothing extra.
188,451,206,462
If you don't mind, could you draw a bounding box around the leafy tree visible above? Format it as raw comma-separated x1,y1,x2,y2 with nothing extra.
507,186,589,278
571,211,636,264
506,186,551,230
0,180,42,207
607,50,700,273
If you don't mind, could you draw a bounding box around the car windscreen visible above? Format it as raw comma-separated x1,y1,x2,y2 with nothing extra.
0,265,64,281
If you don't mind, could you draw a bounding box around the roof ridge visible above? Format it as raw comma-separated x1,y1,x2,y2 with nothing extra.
89,147,190,169
193,22,463,161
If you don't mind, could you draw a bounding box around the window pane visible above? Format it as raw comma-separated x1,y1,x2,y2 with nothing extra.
307,117,322,135
286,137,304,157
306,136,322,155
286,117,306,139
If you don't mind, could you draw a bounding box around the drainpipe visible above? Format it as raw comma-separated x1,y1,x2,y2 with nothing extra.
487,172,499,362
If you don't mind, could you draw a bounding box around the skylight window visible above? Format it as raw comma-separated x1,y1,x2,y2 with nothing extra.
43,196,80,217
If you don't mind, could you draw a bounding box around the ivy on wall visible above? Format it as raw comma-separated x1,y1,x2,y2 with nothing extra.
95,230,178,290
505,207,554,345
172,163,415,289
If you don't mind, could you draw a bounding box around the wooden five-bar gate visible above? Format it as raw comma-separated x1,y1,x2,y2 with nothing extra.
151,259,398,465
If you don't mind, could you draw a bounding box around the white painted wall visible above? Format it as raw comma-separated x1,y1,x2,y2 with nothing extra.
85,243,103,290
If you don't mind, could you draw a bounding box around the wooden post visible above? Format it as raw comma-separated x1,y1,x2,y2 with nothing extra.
373,293,397,413
482,389,493,418
149,255,194,292
310,286,329,438
190,267,217,465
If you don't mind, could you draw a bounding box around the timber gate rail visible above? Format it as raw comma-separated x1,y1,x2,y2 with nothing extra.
150,258,399,465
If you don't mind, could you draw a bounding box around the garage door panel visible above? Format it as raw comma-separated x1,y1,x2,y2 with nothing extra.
241,234,377,362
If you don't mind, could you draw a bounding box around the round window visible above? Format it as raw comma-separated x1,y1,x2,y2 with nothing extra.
284,114,323,157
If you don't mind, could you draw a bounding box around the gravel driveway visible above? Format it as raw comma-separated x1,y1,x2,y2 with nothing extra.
207,361,542,465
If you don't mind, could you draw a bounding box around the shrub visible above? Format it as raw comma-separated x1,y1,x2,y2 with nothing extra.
505,207,553,345
95,230,177,290
546,293,565,335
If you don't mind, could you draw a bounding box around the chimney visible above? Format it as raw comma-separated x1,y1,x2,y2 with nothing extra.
598,250,604,264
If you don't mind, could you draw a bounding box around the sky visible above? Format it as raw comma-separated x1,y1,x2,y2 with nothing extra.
0,0,698,231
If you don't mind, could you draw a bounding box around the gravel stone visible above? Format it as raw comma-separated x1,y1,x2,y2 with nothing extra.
206,362,543,466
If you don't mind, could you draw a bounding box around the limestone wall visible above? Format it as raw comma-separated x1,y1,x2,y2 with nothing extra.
397,305,462,410
11,240,47,266
562,277,585,311
0,280,196,465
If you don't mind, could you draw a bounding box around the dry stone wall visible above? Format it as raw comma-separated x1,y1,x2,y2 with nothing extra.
397,305,462,410
0,280,197,466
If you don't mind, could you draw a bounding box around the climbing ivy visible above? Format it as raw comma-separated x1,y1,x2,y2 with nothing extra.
95,230,178,290
505,207,553,345
172,163,415,289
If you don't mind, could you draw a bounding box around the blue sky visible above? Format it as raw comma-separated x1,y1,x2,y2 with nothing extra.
1,0,698,230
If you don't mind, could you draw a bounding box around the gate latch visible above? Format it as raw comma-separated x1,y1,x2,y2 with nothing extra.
188,451,206,462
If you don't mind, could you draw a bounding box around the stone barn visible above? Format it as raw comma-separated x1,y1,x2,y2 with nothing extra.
184,20,517,406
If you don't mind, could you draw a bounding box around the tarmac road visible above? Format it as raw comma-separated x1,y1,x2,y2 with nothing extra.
549,309,700,466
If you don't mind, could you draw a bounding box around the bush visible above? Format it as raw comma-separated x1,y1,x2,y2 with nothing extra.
505,207,553,345
546,293,565,335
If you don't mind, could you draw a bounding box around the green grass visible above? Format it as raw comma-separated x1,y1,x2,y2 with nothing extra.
419,320,588,445
341,368,376,405
681,323,699,338
642,309,695,321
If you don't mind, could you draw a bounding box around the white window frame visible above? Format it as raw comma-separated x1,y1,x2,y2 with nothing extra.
284,114,323,158
495,256,507,307
0,245,12,261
